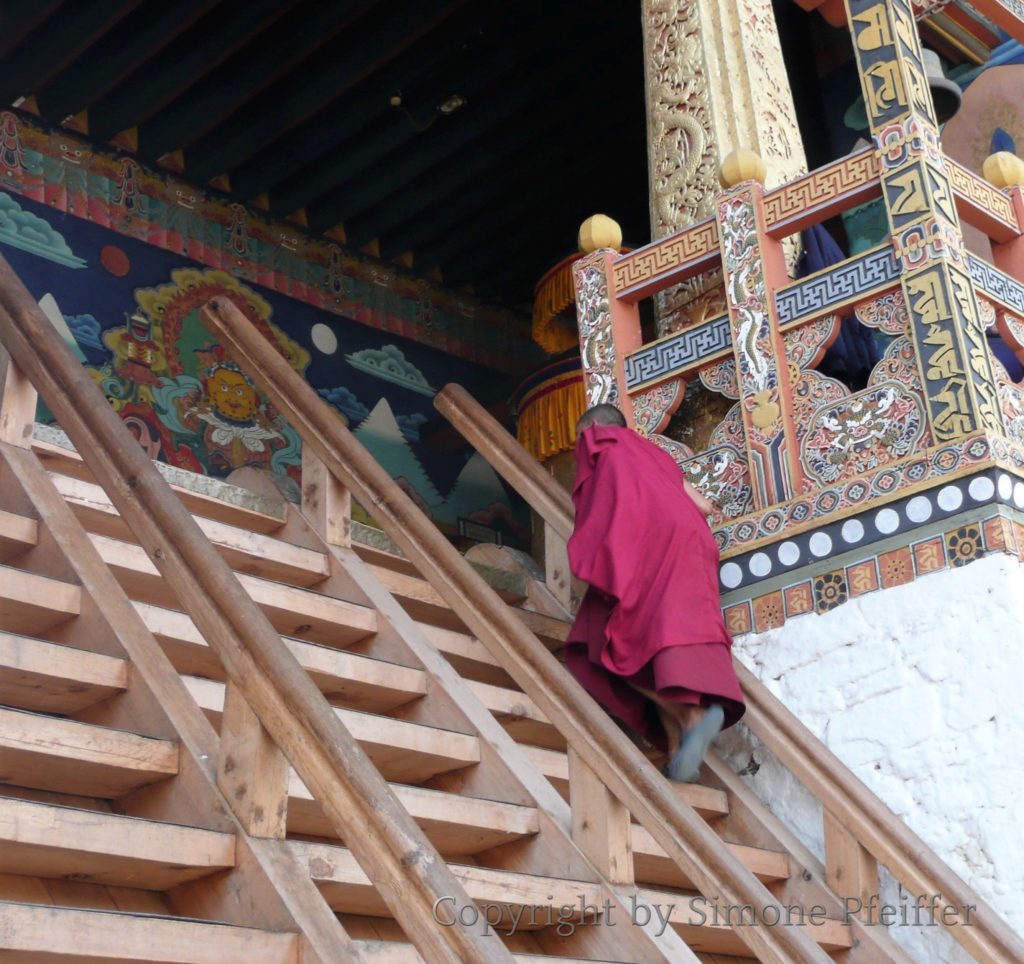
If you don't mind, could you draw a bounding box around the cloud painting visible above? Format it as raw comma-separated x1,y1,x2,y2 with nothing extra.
64,312,104,352
345,344,436,396
0,191,86,268
318,385,370,425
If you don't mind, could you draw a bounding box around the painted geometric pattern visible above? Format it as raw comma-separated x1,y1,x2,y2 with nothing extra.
624,314,730,389
969,254,1024,316
945,158,1018,232
717,467,1015,594
613,220,720,292
713,432,997,555
727,505,1024,636
775,245,900,326
761,146,878,230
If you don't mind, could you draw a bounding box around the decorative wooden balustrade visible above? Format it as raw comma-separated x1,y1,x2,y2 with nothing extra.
433,381,1024,964
572,0,1024,634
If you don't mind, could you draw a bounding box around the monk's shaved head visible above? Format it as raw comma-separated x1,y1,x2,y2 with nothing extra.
577,404,627,433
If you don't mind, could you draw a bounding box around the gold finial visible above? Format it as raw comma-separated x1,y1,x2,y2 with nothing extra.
578,214,623,254
719,149,767,188
982,151,1024,189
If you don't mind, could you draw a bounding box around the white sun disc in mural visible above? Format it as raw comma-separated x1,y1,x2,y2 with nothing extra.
311,322,338,354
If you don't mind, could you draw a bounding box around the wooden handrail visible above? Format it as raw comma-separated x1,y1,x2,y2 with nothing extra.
0,256,510,964
201,296,832,964
432,382,1024,964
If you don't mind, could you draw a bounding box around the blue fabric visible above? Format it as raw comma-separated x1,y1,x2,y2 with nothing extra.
992,127,1017,155
797,224,883,388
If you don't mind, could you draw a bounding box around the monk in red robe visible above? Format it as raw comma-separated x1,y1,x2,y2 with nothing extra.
565,404,745,782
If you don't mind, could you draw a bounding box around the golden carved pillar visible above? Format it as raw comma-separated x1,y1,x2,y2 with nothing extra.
642,0,808,328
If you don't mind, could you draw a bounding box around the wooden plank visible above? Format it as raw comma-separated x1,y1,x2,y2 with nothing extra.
32,436,288,534
632,824,790,889
186,675,481,784
0,563,80,635
568,746,633,884
296,842,606,923
134,600,425,712
51,472,331,587
287,774,539,855
465,678,562,750
0,899,299,962
823,809,880,921
218,681,289,839
0,630,127,713
0,706,178,798
0,508,37,561
89,533,377,645
0,796,235,890
302,446,352,547
418,622,514,686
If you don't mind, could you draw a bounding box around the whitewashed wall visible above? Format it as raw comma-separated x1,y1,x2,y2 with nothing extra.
717,552,1024,963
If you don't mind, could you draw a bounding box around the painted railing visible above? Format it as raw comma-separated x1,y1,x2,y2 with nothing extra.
573,2,1024,634
433,381,1024,964
198,294,846,963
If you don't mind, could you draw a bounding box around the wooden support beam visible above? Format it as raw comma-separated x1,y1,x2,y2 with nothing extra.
0,900,299,963
302,446,351,547
0,344,36,447
0,795,235,889
218,681,289,839
567,746,633,884
823,809,880,921
0,563,81,635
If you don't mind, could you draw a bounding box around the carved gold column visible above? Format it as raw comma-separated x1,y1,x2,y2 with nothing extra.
641,0,809,449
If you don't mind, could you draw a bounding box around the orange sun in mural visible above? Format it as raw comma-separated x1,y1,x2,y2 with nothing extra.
100,244,131,276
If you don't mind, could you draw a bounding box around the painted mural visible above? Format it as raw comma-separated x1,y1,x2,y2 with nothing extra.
0,186,529,547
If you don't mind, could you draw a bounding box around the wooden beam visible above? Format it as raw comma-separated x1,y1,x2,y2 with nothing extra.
0,508,37,561
218,681,289,838
138,0,379,162
0,900,299,962
0,705,178,797
87,0,302,143
0,563,80,635
823,809,880,922
0,343,37,447
0,0,65,61
35,0,220,122
0,254,513,962
0,795,235,889
0,0,145,106
568,746,633,885
302,446,351,547
286,774,539,855
0,630,126,714
183,0,467,183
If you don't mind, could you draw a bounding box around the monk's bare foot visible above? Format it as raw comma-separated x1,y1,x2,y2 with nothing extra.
666,704,725,783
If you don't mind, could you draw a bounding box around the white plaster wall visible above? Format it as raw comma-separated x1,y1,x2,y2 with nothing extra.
718,552,1024,963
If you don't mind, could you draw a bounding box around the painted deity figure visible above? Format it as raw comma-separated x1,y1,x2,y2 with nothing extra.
178,350,285,476
102,310,167,407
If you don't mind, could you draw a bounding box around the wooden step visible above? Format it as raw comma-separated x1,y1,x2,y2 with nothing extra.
0,508,37,562
465,678,562,750
630,825,790,889
0,706,178,798
0,900,298,962
90,533,378,646
353,946,614,963
135,601,425,713
287,774,539,855
0,564,81,636
520,744,730,819
33,432,288,534
0,630,127,713
184,676,480,784
0,796,235,889
51,473,331,587
293,843,847,955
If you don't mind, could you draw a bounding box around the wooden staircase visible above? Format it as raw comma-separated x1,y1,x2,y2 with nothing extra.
0,255,1020,961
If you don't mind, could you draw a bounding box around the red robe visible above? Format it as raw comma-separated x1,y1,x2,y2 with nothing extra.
565,425,744,748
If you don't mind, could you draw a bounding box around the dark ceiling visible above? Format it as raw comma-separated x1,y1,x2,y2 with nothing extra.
0,0,651,311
